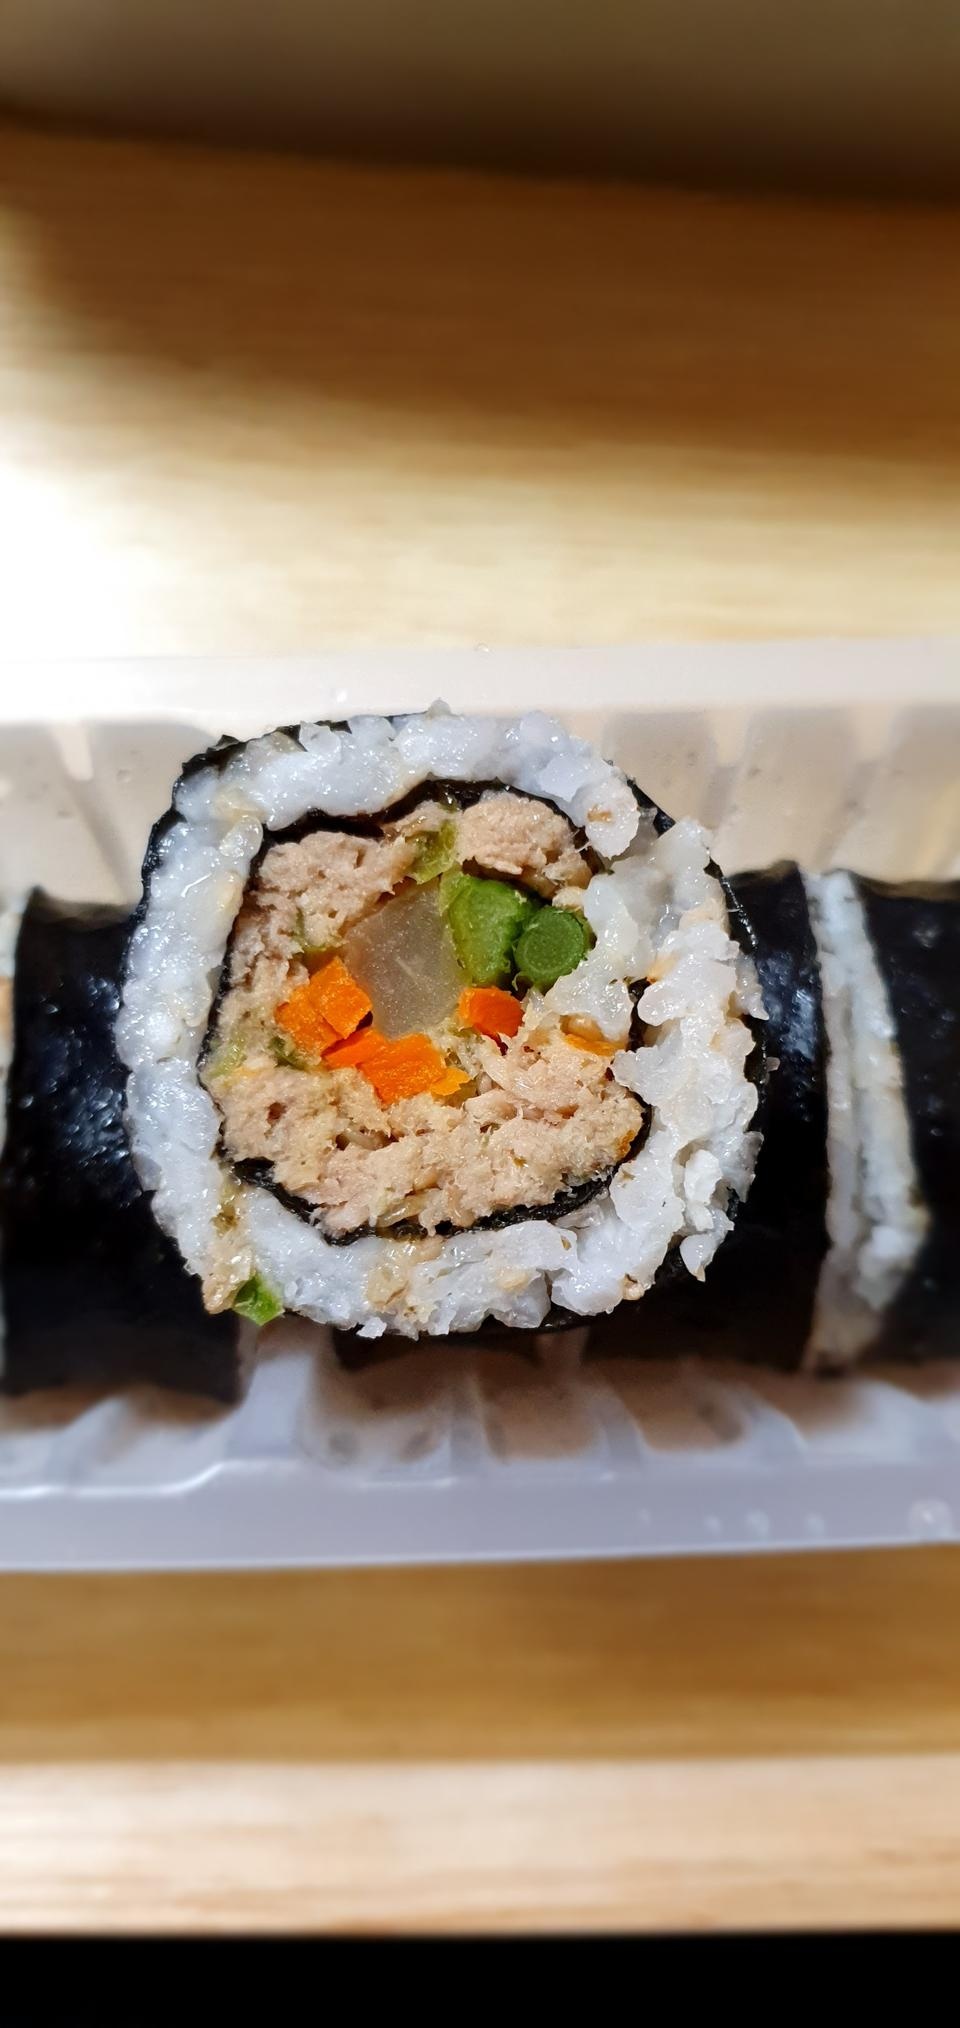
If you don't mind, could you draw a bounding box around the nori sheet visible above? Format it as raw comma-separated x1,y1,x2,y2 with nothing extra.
856,875,960,1360
0,893,246,1400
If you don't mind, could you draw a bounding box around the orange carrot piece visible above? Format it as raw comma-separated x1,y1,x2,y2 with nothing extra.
431,1064,470,1097
362,1033,448,1104
276,958,371,1056
458,985,523,1040
275,990,337,1057
322,1025,387,1069
306,956,373,1039
563,1027,617,1057
325,1024,468,1101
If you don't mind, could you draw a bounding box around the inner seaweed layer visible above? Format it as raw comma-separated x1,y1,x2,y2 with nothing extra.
202,788,643,1242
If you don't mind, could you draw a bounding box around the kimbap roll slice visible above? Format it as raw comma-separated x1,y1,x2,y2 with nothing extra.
843,875,960,1362
591,859,828,1366
0,896,20,1158
120,712,764,1341
0,894,251,1400
717,861,829,1362
804,869,931,1370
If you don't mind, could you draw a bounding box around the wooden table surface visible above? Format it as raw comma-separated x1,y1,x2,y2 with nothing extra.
2,122,960,1933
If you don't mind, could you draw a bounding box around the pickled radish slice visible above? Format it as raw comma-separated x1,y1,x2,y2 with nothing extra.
343,883,466,1038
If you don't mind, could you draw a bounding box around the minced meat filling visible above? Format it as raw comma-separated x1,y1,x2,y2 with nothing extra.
454,794,588,896
203,791,642,1238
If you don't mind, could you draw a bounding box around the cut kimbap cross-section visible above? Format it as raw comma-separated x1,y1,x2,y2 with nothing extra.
119,712,763,1338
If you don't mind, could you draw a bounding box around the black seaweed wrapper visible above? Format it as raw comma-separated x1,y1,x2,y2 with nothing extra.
856,876,960,1360
592,861,828,1369
0,894,245,1401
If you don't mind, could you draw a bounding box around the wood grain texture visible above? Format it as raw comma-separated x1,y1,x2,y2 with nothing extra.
1,124,959,660
6,1756,960,1933
4,1555,960,1929
2,122,960,1931
6,1555,960,1767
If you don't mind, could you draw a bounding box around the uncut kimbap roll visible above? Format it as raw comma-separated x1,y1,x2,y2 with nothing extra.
0,893,251,1400
119,711,765,1342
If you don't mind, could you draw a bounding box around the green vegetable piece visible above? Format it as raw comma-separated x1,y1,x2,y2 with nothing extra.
446,875,538,987
232,1275,284,1327
292,907,333,969
410,820,457,886
514,906,589,991
438,867,467,916
206,1031,246,1079
270,1032,312,1071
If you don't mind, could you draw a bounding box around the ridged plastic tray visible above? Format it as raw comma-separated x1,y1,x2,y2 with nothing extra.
1,640,958,1568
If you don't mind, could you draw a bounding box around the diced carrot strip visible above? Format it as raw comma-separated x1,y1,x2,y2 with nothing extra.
306,956,373,1039
431,1065,470,1097
362,1033,448,1104
563,1023,618,1057
322,1025,387,1069
275,958,372,1056
458,985,523,1040
275,991,337,1057
330,1028,467,1100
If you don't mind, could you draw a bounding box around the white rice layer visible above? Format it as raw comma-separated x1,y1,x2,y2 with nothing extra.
119,711,762,1337
805,870,928,1370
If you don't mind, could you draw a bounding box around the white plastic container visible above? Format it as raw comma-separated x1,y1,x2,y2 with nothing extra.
1,640,958,1570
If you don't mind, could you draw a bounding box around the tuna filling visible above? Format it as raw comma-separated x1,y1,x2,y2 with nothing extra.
202,790,643,1240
